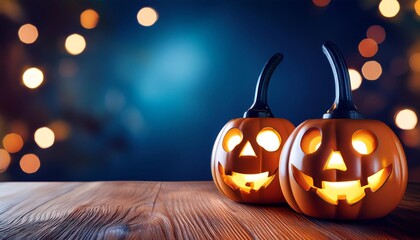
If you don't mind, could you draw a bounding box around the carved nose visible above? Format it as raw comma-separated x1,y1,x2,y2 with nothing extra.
324,151,347,171
240,141,256,157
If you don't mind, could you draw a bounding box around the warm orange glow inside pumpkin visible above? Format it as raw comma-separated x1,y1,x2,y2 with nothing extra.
352,129,377,155
223,128,243,152
292,164,392,205
324,151,347,171
218,163,275,193
301,128,322,154
256,127,281,152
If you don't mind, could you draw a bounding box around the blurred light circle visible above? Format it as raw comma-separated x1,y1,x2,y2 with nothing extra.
395,109,418,130
22,67,44,89
362,61,382,80
366,25,386,44
415,0,420,16
0,149,11,173
48,120,70,141
2,133,23,153
34,127,55,149
348,69,362,90
312,0,331,7
137,7,158,27
18,23,38,44
400,129,420,148
358,38,378,58
65,34,86,55
379,0,400,18
20,154,40,174
409,52,420,72
80,9,99,29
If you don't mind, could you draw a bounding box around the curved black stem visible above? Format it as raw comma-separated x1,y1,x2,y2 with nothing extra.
243,53,283,118
322,41,363,119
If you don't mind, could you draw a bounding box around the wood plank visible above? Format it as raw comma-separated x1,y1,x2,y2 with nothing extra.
0,182,417,239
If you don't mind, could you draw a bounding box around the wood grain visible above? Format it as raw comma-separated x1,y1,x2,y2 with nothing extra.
0,181,418,239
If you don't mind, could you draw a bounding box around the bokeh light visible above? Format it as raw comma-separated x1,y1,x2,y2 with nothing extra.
34,127,55,149
80,9,99,29
48,120,70,141
137,7,158,27
2,133,23,153
20,154,40,174
395,109,418,130
0,149,11,173
379,0,400,18
312,0,331,7
366,25,386,44
415,0,420,16
358,38,378,58
409,52,420,72
22,67,44,89
65,34,86,55
401,128,420,148
362,61,382,80
348,69,362,90
18,23,38,44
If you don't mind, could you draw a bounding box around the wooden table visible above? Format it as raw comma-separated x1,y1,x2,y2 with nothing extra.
0,182,418,239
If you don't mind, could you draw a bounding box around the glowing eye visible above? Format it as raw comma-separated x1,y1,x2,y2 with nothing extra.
256,127,281,152
352,129,377,155
301,128,322,154
222,128,243,152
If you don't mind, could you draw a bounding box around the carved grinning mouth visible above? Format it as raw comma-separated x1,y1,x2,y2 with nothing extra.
218,162,275,193
292,164,392,205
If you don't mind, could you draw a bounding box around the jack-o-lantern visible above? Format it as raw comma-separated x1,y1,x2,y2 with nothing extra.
211,53,295,203
279,42,408,220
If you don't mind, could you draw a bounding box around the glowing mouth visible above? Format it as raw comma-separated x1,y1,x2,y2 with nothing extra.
218,162,275,193
292,164,392,205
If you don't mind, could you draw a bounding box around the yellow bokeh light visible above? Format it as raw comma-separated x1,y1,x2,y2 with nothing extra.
22,67,44,89
415,0,420,16
34,127,55,149
80,9,99,29
0,149,11,173
2,133,23,153
379,0,400,18
409,52,420,72
137,7,158,27
65,34,86,55
20,154,40,174
395,109,418,130
48,120,70,141
362,61,382,80
348,69,362,90
366,25,386,44
18,23,38,44
358,38,378,58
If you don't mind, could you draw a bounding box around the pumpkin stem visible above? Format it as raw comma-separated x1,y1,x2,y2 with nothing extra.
244,53,283,118
322,41,363,119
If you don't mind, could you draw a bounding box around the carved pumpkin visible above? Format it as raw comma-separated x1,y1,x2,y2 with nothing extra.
211,53,294,203
279,42,408,219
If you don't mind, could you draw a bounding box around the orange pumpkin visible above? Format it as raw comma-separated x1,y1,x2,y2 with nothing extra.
211,53,295,203
279,42,408,219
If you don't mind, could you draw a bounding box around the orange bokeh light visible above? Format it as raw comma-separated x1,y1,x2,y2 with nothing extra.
80,9,99,29
18,23,38,44
358,38,378,58
2,133,23,153
366,25,386,44
20,154,41,174
48,120,70,141
362,61,382,80
312,0,331,7
0,149,11,173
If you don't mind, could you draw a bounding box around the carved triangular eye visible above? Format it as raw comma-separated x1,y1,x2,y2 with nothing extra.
256,127,281,152
301,128,322,154
222,128,243,152
352,129,377,155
